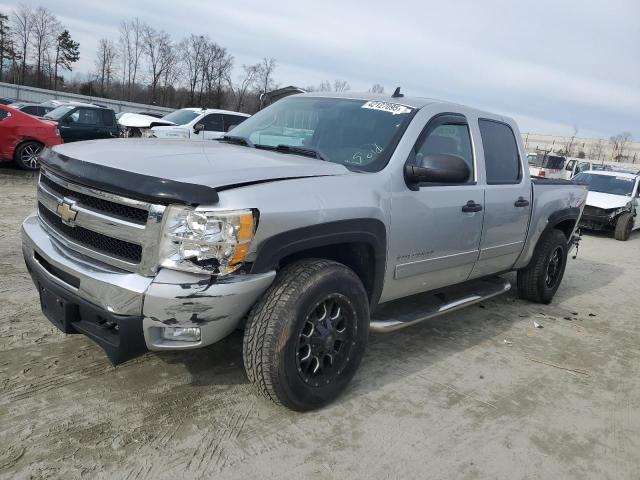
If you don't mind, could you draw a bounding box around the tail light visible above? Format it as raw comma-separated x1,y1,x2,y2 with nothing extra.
539,170,546,177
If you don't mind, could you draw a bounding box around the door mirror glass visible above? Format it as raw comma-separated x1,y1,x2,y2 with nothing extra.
405,153,471,185
193,123,205,133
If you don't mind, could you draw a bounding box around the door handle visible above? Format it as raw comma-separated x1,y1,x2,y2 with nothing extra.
514,197,530,208
462,200,483,213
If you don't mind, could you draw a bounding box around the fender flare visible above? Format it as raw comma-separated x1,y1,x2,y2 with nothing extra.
250,218,387,307
544,206,582,239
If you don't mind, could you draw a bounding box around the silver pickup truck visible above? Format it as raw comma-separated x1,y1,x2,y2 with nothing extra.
22,92,587,411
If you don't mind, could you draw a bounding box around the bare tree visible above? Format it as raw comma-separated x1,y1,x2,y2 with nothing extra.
119,18,145,100
143,25,171,103
256,57,277,94
159,42,180,106
95,38,117,96
609,132,632,162
317,80,332,92
31,6,58,86
561,126,579,157
12,4,34,83
588,139,606,162
179,34,207,105
333,79,350,92
369,83,384,94
0,12,12,82
228,63,260,111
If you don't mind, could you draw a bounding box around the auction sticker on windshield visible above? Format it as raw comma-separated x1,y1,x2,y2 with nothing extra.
361,101,412,115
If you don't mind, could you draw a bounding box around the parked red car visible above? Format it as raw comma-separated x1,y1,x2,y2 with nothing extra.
0,104,62,170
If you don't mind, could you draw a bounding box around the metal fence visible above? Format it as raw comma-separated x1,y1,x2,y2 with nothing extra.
0,81,173,115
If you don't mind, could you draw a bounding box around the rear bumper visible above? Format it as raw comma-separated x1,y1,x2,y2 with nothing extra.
22,214,275,364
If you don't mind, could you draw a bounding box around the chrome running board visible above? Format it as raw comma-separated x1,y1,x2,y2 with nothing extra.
369,276,511,333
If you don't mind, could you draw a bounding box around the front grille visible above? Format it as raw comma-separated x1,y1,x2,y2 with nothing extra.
40,174,148,225
582,206,607,218
39,203,142,263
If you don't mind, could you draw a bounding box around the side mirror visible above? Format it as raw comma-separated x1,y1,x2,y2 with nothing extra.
193,123,205,134
225,124,237,132
405,153,470,188
63,116,73,124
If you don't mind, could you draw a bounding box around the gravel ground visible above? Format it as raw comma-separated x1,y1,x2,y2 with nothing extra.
1,164,639,480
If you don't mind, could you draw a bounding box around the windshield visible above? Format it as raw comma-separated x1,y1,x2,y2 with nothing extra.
228,97,416,171
43,105,75,120
161,109,200,125
528,153,565,169
573,172,636,196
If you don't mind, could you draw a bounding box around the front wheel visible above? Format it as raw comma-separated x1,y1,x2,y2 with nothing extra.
243,259,369,411
614,212,634,241
517,229,569,304
14,141,43,170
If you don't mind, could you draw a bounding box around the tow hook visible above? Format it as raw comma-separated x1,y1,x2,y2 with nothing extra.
571,231,581,259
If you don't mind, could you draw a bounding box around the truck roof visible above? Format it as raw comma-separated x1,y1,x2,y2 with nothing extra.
293,91,515,124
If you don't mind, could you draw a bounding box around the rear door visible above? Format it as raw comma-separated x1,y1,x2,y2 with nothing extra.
223,114,248,133
385,112,485,300
61,108,102,141
200,113,225,140
99,110,117,138
470,119,531,278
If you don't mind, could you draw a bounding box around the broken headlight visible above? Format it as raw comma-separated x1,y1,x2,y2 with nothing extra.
159,206,257,275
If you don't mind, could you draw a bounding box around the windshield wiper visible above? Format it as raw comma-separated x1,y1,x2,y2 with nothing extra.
217,135,254,147
256,144,328,161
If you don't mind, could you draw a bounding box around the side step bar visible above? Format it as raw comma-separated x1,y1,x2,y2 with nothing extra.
370,276,511,333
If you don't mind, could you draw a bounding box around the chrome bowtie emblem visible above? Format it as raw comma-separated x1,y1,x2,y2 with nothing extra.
56,201,78,225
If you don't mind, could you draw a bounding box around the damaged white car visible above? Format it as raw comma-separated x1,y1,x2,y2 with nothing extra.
150,108,250,140
575,170,640,241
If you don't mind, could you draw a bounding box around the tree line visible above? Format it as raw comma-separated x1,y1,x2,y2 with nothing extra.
0,4,377,114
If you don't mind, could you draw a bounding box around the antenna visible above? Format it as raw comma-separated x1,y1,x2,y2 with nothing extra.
392,87,404,98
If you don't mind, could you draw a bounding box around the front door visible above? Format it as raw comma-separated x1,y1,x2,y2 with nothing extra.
471,119,531,278
385,113,485,301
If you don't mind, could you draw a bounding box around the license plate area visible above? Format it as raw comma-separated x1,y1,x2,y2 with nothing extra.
38,283,79,334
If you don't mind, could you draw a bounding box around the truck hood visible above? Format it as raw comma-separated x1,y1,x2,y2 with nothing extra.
43,139,350,205
586,191,630,210
118,112,175,128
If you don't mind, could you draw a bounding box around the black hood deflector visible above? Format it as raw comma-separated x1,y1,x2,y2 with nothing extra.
40,148,219,206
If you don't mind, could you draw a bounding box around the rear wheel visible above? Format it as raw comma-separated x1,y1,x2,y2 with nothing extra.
614,212,633,241
14,141,43,170
243,259,369,411
517,229,568,304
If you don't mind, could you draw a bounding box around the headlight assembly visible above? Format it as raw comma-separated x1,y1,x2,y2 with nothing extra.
159,206,257,275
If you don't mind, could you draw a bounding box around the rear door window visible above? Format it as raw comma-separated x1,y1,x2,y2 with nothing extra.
101,110,115,126
223,114,248,132
479,119,521,184
201,114,224,132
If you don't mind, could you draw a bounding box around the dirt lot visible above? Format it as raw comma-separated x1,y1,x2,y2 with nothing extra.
1,165,639,480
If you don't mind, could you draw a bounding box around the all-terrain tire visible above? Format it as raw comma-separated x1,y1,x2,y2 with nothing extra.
517,229,568,304
614,212,634,241
14,141,43,170
243,259,369,411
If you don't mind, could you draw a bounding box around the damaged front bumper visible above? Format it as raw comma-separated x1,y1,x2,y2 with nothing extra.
22,214,275,364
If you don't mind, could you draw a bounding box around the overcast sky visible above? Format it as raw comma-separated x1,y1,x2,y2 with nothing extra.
3,0,639,138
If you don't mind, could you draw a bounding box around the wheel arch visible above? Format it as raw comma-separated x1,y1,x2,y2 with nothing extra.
250,219,387,309
12,138,44,160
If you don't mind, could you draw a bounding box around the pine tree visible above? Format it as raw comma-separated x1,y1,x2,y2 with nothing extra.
53,29,79,90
